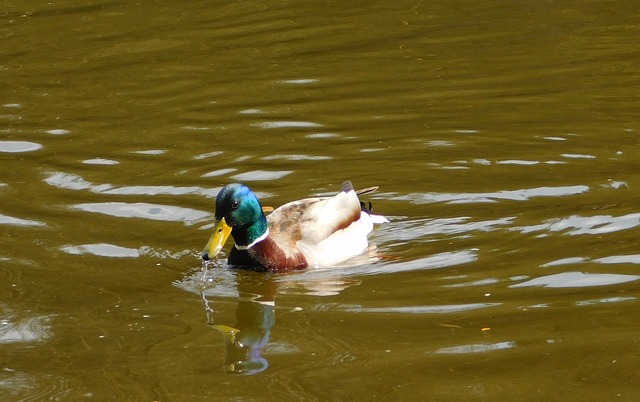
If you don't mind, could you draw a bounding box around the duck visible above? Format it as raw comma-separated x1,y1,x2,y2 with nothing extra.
201,181,388,271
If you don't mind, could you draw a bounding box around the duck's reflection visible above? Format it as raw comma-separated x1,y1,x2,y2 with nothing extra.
203,275,276,375
198,265,360,375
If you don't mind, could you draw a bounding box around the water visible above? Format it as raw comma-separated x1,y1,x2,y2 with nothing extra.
2,0,640,400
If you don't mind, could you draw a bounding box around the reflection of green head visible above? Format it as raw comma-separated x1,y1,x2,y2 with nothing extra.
214,298,274,375
214,183,268,247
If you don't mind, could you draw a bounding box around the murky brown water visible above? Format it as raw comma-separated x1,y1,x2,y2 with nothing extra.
2,0,640,400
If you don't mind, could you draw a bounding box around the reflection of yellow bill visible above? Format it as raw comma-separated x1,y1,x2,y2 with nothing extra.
202,217,232,260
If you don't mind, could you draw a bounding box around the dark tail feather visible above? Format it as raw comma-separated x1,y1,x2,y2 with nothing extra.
340,180,354,193
340,180,380,213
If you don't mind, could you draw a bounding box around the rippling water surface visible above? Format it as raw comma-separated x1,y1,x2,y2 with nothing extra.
2,0,640,400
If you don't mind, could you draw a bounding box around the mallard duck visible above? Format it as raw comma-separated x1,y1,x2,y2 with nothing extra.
202,181,388,271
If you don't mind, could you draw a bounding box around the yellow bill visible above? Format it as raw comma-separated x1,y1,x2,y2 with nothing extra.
202,217,232,261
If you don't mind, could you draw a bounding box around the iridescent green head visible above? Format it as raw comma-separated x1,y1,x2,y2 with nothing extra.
202,183,268,260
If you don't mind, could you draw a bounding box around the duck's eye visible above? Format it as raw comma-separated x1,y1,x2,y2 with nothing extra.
231,200,240,209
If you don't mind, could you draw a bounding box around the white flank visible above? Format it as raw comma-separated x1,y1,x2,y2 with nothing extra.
300,190,360,244
298,211,378,267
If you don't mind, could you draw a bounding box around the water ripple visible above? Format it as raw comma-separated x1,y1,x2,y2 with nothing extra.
133,149,166,155
72,202,208,224
561,153,596,159
193,151,224,160
496,160,540,165
510,272,639,288
378,217,512,247
261,154,331,161
0,370,69,401
102,185,218,197
0,213,45,227
45,129,71,135
277,78,318,84
390,185,589,204
305,133,340,139
343,302,501,314
45,172,218,197
0,311,53,344
515,212,640,236
595,255,640,264
61,243,140,258
201,168,237,178
251,121,323,129
575,296,636,306
541,257,588,267
0,114,21,122
0,141,43,153
413,217,513,237
543,255,640,267
82,158,119,165
353,250,478,276
433,341,517,355
231,170,293,181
